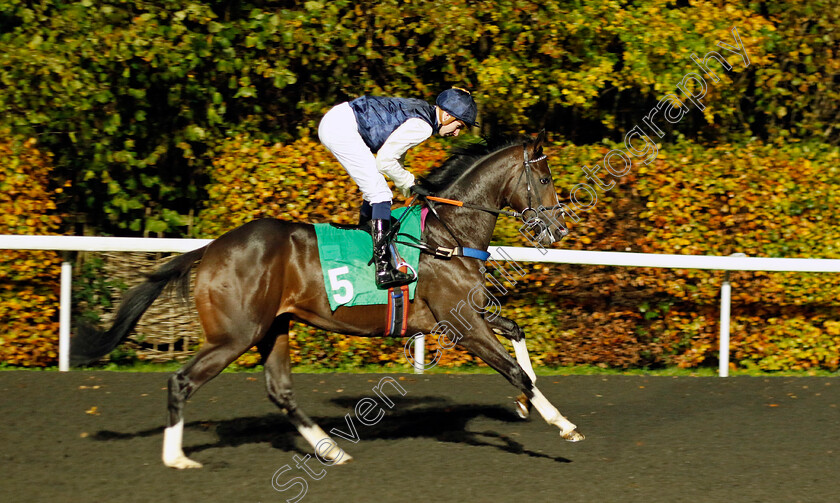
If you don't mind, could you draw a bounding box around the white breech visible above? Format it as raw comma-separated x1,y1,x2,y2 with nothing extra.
318,102,392,204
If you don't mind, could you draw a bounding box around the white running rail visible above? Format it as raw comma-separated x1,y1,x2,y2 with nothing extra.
3,234,840,375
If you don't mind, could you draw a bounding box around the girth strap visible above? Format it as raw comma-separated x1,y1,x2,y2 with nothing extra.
385,283,410,337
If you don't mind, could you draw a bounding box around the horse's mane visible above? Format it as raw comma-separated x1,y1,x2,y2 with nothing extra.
418,135,532,192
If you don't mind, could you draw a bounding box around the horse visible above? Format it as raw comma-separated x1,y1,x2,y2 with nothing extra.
70,130,585,469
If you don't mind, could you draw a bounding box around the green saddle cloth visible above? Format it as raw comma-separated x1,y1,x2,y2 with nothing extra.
314,207,421,310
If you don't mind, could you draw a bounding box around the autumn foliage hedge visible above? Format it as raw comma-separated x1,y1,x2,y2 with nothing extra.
1,0,837,235
195,135,840,372
0,135,65,366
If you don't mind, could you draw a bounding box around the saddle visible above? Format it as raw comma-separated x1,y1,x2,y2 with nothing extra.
313,207,421,336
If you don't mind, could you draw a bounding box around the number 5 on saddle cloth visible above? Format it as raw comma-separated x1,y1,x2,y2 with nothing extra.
313,207,421,335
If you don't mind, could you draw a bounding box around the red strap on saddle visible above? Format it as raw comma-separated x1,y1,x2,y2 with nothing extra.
386,290,394,333
385,282,410,337
385,208,413,337
398,283,409,336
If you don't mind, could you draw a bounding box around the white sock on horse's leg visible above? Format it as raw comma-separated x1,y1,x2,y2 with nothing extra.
511,339,537,419
529,388,583,441
512,339,537,384
162,420,203,469
298,424,353,465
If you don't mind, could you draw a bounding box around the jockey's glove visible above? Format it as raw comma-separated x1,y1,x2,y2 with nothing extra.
409,185,432,197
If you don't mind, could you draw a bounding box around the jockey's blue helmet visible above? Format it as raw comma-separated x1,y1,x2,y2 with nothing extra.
436,88,478,127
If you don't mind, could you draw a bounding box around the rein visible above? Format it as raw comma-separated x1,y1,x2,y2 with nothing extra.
414,150,548,220
418,196,520,218
405,148,547,220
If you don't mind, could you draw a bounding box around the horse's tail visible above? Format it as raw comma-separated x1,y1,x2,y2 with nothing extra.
70,245,208,366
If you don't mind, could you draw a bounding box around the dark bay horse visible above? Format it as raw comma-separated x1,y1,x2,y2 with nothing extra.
71,131,584,469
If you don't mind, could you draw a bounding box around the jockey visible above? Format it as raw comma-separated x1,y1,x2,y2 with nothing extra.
318,87,478,289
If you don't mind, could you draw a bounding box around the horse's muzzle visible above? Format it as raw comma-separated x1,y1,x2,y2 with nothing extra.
529,217,568,246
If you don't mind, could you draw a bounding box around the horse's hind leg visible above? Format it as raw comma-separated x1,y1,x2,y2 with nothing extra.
487,314,535,419
163,337,256,469
261,316,352,465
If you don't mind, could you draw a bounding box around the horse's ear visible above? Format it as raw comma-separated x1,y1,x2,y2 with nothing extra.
532,129,546,153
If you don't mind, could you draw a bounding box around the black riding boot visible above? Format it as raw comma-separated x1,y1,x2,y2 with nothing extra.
372,218,414,289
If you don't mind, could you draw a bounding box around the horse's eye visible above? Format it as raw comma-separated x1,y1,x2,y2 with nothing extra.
540,177,550,184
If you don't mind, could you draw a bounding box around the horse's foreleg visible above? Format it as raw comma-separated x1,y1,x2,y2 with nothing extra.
459,328,584,442
262,319,353,465
528,385,585,442
487,315,535,419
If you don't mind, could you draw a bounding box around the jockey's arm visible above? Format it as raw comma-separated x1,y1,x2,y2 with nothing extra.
375,118,433,194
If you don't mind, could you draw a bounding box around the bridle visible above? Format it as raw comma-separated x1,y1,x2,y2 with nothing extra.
515,146,548,222
511,144,569,243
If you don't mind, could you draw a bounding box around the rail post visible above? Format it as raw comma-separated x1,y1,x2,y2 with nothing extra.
719,271,731,377
719,253,746,377
413,334,425,374
58,254,72,372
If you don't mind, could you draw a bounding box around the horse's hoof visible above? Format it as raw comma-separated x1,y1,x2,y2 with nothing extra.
514,393,531,419
333,453,354,465
561,429,585,442
164,456,203,469
514,400,530,419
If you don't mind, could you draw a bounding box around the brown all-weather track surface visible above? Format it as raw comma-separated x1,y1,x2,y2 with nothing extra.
1,371,838,503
